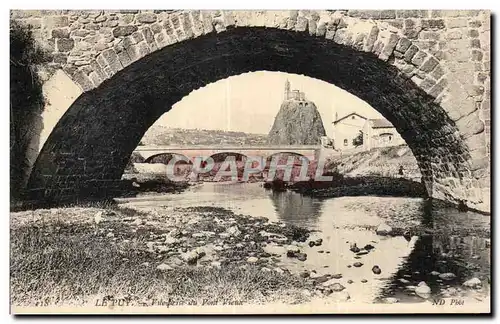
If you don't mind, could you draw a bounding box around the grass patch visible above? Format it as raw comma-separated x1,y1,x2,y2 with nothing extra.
11,210,311,307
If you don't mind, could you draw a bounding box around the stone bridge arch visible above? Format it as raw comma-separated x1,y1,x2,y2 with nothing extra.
14,10,490,212
266,152,311,165
144,153,192,164
209,152,248,163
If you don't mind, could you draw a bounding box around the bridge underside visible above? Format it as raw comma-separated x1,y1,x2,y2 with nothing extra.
28,27,483,210
138,149,318,164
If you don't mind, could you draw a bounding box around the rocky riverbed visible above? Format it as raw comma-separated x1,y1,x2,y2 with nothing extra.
10,200,490,308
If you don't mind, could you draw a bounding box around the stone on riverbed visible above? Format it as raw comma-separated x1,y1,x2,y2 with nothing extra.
322,281,346,292
463,278,482,289
383,297,399,304
353,262,363,267
309,271,322,279
156,263,173,271
415,281,431,298
372,266,382,274
330,290,350,302
247,256,259,263
439,272,457,281
430,271,441,276
226,226,241,237
181,249,206,264
296,253,307,261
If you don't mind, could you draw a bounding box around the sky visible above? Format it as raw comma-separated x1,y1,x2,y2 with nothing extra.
153,71,385,138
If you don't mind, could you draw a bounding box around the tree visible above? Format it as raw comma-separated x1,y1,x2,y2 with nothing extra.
352,130,364,147
10,21,49,199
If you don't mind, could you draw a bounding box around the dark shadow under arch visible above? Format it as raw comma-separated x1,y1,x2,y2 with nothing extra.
144,153,193,165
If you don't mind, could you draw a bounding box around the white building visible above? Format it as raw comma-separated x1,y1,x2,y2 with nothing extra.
332,112,405,151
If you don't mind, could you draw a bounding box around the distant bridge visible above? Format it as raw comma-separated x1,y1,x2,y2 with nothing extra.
133,145,362,163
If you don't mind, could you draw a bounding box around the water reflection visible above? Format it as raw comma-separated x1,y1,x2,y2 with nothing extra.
268,190,323,228
117,182,490,303
379,233,490,303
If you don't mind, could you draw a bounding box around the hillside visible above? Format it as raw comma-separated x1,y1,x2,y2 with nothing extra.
140,126,268,146
334,145,421,181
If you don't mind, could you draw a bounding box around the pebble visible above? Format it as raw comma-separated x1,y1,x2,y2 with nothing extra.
332,273,342,279
297,253,307,261
211,261,221,268
247,257,259,263
331,283,346,292
106,232,115,238
314,239,323,246
308,241,316,247
287,245,301,253
156,263,173,271
350,243,360,253
315,275,330,283
356,251,369,256
364,244,375,250
398,278,410,284
299,271,310,278
318,250,324,253
353,262,363,268
329,290,350,302
372,266,382,275
383,297,399,304
140,262,150,267
415,281,431,298
347,280,354,284
463,277,482,289
439,273,457,281
430,271,441,276
309,271,322,279
361,279,368,283
376,223,392,236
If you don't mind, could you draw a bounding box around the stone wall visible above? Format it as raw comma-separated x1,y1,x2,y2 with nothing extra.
10,10,490,213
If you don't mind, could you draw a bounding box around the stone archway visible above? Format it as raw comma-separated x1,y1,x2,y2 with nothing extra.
144,153,192,164
17,10,490,212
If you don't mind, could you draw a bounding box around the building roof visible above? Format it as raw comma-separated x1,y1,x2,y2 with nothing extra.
333,112,368,124
369,118,394,129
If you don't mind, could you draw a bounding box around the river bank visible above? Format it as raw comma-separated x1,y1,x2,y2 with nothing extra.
10,204,316,307
11,185,490,308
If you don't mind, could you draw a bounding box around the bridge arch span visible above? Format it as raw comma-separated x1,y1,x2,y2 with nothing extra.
22,10,490,212
144,153,193,164
209,152,248,163
266,152,311,165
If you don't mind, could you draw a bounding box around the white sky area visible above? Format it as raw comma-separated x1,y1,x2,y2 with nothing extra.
153,71,385,137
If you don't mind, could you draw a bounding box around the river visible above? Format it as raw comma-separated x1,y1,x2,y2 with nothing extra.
117,182,491,304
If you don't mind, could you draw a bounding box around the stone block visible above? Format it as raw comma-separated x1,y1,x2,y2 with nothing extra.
112,25,138,37
379,33,400,61
428,77,447,98
362,26,378,52
72,69,94,91
136,12,157,24
404,45,419,62
101,48,123,73
411,50,428,66
56,38,74,52
419,57,439,72
422,19,445,29
396,10,427,18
